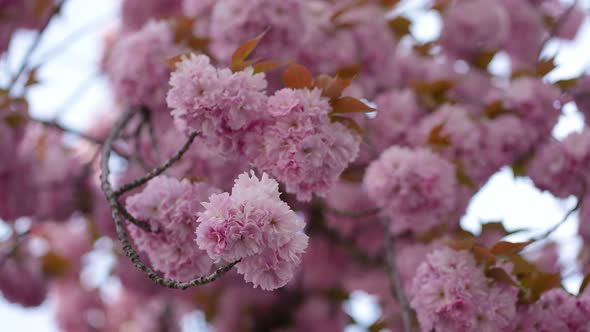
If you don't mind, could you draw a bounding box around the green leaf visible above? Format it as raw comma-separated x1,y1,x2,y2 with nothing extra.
282,63,314,89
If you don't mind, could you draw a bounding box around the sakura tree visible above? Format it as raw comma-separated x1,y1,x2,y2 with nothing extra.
2,0,590,331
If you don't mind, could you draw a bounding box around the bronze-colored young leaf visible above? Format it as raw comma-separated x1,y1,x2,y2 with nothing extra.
446,238,475,251
230,29,268,67
555,77,579,91
330,115,364,135
380,0,400,8
388,16,412,38
25,67,40,87
529,272,561,301
330,0,367,23
484,100,512,119
472,246,496,264
252,60,288,74
454,160,477,189
4,112,29,128
331,96,376,114
579,273,590,296
42,251,71,277
536,57,557,77
282,63,313,89
490,240,534,256
486,267,519,287
315,75,352,101
471,51,496,71
164,52,191,69
335,64,360,79
427,123,451,148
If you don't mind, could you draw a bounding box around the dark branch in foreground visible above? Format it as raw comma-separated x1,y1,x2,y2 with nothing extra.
100,107,236,289
380,217,414,332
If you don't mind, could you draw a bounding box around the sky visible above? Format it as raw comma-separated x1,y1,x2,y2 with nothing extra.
1,0,590,331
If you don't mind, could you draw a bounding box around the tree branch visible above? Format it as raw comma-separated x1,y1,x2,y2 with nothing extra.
100,107,235,289
380,217,413,332
113,131,198,198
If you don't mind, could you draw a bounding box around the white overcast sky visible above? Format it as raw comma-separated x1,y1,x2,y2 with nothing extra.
1,0,590,331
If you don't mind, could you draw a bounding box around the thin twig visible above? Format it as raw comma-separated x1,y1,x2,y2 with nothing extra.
380,217,413,332
7,2,64,92
100,107,236,289
113,131,198,198
532,198,582,242
0,230,30,267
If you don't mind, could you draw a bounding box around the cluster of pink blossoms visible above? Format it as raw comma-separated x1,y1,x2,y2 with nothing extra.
196,171,308,290
126,176,218,281
364,146,458,235
255,88,361,201
529,129,590,198
167,54,268,156
410,248,519,332
105,21,184,112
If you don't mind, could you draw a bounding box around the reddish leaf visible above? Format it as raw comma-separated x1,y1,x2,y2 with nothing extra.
471,51,496,70
388,16,412,38
315,75,352,101
42,251,71,277
330,115,364,135
579,273,590,296
490,240,534,256
529,272,561,301
484,100,512,119
454,160,477,189
380,0,400,8
446,238,475,251
428,123,451,148
536,57,556,77
472,246,496,264
4,112,29,128
335,65,360,79
164,52,191,69
230,58,260,73
486,267,519,287
252,60,288,74
331,96,376,114
25,67,40,87
555,78,579,90
282,63,313,89
230,29,268,67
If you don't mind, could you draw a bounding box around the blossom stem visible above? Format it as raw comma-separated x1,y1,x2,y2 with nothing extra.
100,107,237,289
380,217,413,332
